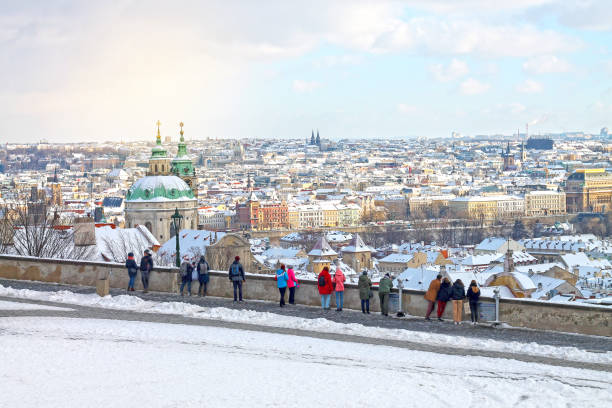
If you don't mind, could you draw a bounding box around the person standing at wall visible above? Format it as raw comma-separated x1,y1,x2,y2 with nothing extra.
229,256,245,302
179,257,193,296
275,264,289,307
466,280,481,325
358,270,372,314
317,266,333,310
436,277,453,321
197,255,210,297
424,274,442,321
287,267,299,305
139,249,153,294
332,266,346,312
378,273,393,316
125,252,138,292
451,279,466,325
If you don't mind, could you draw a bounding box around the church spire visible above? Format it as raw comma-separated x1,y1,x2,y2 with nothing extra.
156,120,162,145
176,122,187,157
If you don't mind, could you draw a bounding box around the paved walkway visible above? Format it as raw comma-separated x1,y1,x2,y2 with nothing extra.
1,278,611,372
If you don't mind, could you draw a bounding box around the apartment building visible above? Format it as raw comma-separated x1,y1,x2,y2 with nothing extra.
525,191,566,216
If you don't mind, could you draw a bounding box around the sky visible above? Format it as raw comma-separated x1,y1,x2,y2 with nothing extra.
0,0,611,143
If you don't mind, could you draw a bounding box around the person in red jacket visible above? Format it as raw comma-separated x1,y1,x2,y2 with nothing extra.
317,266,333,310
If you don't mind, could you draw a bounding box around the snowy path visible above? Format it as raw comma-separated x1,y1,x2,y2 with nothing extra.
1,294,611,372
1,316,610,408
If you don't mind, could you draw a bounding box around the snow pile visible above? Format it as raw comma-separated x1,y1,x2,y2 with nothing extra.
0,283,610,364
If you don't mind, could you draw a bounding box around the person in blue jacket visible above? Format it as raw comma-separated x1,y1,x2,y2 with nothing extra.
275,264,289,307
125,252,138,292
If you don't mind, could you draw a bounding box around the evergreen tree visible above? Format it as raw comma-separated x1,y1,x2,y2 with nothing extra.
512,219,528,240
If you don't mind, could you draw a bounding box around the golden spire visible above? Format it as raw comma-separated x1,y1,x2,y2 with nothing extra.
179,122,184,142
156,120,162,144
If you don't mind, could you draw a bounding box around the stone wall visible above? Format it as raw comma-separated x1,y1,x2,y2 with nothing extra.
0,254,609,336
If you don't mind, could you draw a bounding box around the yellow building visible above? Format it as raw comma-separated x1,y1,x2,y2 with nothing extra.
449,196,499,219
320,203,339,227
525,191,566,216
288,206,300,230
565,169,612,213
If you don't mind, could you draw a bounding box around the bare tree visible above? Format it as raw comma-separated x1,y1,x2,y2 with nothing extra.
0,201,94,260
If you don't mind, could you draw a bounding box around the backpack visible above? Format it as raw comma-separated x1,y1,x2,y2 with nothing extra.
199,261,209,274
230,263,240,278
318,274,326,287
180,262,189,277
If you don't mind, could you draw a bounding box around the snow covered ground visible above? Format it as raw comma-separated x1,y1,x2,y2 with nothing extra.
0,299,73,311
1,283,610,364
0,317,610,407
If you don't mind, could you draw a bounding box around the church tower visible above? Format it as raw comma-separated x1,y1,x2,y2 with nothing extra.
148,121,171,176
171,122,195,192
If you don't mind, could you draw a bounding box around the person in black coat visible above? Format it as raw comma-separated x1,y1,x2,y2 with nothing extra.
139,249,154,293
450,279,465,325
466,280,481,324
435,277,453,321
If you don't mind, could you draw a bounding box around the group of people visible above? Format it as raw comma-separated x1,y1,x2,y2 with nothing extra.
274,264,299,306
178,255,211,297
124,249,154,293
124,250,211,297
126,253,482,325
424,274,481,324
313,266,394,315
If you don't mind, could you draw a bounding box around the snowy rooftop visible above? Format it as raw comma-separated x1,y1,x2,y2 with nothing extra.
308,236,337,257
342,234,373,253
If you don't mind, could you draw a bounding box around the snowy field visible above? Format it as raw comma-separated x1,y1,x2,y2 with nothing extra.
1,283,611,364
0,317,610,408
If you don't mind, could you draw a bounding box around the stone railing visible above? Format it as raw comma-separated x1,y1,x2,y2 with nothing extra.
0,254,609,336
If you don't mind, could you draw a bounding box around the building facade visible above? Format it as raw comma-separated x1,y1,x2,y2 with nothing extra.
525,191,566,216
565,169,612,213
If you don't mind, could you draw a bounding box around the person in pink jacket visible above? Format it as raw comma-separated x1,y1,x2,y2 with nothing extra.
332,268,346,311
287,267,299,305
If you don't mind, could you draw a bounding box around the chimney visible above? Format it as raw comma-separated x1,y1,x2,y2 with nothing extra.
74,217,96,246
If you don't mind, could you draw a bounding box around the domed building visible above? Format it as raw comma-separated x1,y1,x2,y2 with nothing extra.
124,122,198,243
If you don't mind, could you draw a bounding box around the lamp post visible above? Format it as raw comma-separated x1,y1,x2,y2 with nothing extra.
171,208,183,267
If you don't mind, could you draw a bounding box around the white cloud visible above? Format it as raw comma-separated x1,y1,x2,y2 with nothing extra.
292,80,321,93
460,78,490,95
429,59,469,82
397,103,418,114
523,55,572,74
367,17,580,57
517,79,543,93
313,54,363,68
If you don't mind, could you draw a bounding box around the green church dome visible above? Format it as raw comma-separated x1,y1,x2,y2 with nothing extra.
126,175,195,202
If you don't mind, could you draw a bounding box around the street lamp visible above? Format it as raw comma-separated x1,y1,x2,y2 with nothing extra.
171,208,183,267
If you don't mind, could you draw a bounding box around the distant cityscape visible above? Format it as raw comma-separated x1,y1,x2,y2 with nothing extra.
0,123,611,304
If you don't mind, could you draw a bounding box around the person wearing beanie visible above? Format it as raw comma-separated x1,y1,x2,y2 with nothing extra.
139,249,154,293
317,266,333,310
229,255,245,302
358,270,372,314
378,273,393,316
125,252,138,292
